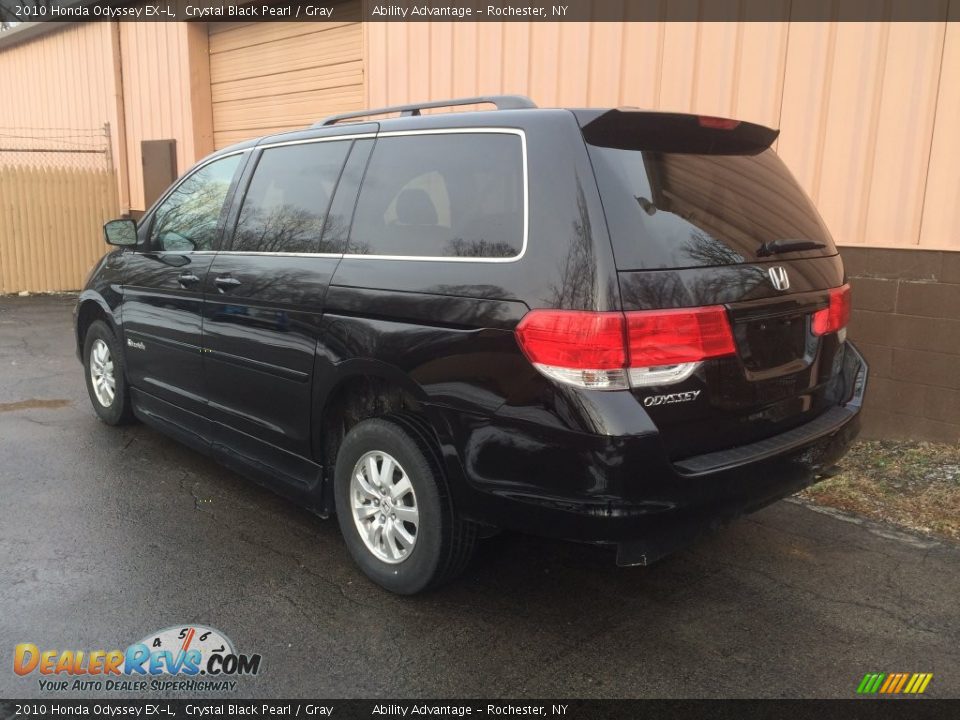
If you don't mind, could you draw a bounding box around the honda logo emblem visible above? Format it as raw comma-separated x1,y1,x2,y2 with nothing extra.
768,266,790,291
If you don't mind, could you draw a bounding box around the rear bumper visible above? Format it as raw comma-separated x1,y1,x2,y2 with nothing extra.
444,342,867,560
615,409,859,565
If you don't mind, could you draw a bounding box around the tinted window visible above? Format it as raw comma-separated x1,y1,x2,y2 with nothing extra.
150,154,242,252
349,133,524,258
321,139,374,253
588,146,836,270
232,141,351,254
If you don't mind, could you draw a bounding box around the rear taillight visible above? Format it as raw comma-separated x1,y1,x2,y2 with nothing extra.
513,311,627,389
625,307,736,387
625,307,736,365
811,284,851,337
515,306,736,390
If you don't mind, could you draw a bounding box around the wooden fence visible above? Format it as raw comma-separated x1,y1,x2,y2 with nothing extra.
0,165,119,294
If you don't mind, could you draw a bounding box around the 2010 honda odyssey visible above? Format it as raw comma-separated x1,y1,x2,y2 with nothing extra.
75,96,867,594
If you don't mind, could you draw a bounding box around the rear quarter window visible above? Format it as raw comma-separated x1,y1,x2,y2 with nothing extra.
588,146,836,270
349,132,525,259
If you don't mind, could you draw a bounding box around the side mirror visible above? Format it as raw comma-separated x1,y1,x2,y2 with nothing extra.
103,219,137,247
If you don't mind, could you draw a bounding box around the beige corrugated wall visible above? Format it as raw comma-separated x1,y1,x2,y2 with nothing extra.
366,14,960,250
0,22,212,213
0,23,125,292
119,22,214,211
0,23,123,191
208,2,364,149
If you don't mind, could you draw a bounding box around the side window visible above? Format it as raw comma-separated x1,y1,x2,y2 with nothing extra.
348,133,524,259
149,154,243,252
231,141,351,254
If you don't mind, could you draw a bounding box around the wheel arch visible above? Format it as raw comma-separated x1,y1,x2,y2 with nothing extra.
312,361,460,511
75,291,119,356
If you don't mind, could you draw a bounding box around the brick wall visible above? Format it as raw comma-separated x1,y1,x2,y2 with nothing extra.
842,247,960,443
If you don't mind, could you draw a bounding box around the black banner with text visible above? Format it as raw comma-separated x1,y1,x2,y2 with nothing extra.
0,699,957,720
0,0,955,24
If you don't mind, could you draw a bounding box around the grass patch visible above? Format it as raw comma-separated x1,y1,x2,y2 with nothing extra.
799,440,960,541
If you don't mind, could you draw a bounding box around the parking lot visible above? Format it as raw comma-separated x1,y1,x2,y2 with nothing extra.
2,294,959,698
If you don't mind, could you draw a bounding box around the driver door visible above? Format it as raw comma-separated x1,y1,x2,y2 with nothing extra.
121,152,246,436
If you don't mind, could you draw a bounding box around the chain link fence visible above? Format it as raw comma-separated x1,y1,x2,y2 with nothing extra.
0,124,113,170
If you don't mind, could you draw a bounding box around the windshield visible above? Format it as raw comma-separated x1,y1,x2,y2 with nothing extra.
588,145,837,270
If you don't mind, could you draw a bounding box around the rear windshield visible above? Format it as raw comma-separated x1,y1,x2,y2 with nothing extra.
588,145,837,270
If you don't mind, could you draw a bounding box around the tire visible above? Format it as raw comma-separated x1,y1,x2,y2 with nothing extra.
333,417,477,594
83,320,135,426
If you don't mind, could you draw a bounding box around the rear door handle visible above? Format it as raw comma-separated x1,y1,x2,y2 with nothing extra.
178,272,201,288
214,275,242,292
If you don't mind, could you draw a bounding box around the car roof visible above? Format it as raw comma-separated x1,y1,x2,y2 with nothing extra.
208,94,778,159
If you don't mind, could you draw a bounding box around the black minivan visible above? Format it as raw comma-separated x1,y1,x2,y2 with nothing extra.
76,96,866,594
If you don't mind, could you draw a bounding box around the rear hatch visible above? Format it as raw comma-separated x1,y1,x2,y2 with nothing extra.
580,110,851,459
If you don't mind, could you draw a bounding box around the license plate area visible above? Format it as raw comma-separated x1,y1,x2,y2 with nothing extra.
727,292,827,379
736,313,807,371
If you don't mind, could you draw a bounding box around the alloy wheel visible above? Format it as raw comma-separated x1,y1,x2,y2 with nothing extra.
349,450,419,564
89,338,116,407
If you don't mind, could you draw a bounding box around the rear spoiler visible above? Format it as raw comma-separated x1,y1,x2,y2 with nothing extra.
574,109,779,155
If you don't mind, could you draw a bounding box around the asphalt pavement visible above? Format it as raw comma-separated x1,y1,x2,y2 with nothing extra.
1,294,958,699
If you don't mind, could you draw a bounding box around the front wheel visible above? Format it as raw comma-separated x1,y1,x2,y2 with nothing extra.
333,418,476,594
83,320,135,425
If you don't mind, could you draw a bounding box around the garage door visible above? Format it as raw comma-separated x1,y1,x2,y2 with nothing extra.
208,2,364,149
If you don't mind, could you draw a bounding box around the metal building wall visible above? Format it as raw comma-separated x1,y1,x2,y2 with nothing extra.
365,12,960,250
208,7,365,149
0,22,123,191
0,21,214,214
118,21,214,211
0,23,124,292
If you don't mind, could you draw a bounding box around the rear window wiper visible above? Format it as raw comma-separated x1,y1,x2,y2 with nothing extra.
757,238,827,257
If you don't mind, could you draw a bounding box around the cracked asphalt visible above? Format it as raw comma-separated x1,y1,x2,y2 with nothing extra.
2,294,959,699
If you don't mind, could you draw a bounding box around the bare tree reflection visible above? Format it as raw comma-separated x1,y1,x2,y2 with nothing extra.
152,178,233,252
446,238,516,258
150,156,241,251
234,203,325,254
619,269,689,310
543,182,597,309
619,231,768,310
681,228,745,266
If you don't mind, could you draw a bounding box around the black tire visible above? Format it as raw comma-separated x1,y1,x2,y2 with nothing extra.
333,417,477,594
82,320,135,426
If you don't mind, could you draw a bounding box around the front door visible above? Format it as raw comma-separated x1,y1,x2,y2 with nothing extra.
121,152,246,434
201,136,373,487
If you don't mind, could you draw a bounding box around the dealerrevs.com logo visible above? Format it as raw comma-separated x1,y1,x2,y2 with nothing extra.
14,625,262,693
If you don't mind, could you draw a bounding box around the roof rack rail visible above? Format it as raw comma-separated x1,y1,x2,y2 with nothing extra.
314,95,537,127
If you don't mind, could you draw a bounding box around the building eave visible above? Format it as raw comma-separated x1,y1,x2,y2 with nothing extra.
0,22,76,53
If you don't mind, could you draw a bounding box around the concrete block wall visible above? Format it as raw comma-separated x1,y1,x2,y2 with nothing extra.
843,247,960,443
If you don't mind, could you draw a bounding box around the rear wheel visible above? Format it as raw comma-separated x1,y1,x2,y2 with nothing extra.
333,417,476,594
83,320,135,425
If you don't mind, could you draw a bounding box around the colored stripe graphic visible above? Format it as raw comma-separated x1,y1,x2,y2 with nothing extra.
857,673,886,694
857,672,932,695
906,673,933,694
